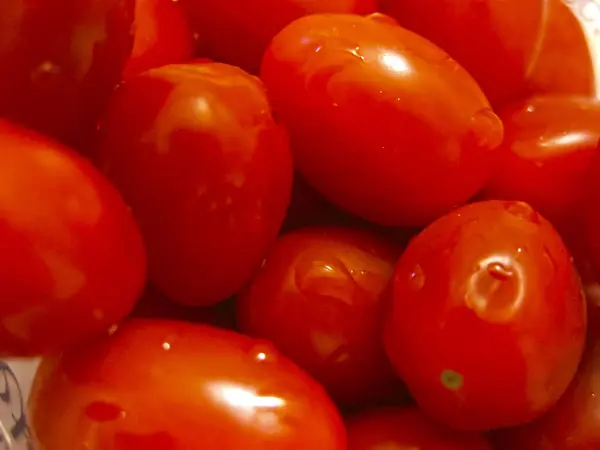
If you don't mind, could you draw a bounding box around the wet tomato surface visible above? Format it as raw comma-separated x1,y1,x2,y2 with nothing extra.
97,62,293,306
261,13,503,227
384,200,586,430
29,319,347,450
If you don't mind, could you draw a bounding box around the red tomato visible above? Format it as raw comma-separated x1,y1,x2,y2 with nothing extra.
482,96,600,232
29,319,347,449
179,0,376,74
384,200,586,430
123,0,194,78
379,0,547,105
347,406,492,450
237,226,403,406
261,13,504,227
0,0,135,147
97,62,293,306
0,120,146,356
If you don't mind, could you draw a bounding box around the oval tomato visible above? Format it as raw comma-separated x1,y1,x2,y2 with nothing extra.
0,0,135,147
347,406,492,450
97,62,293,306
237,226,403,407
0,120,146,356
384,200,586,430
179,0,376,74
261,13,503,227
29,319,347,450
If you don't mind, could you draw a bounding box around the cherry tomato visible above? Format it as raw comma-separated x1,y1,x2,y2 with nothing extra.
384,200,586,430
179,0,376,74
482,96,600,232
97,62,293,306
347,406,492,450
29,319,347,450
261,13,504,227
0,120,146,356
123,0,194,78
582,151,600,288
237,226,403,406
0,0,135,147
379,0,547,105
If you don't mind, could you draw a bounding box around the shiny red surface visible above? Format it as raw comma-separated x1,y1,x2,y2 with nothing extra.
384,200,586,430
97,62,293,306
179,0,376,74
237,226,403,406
347,406,492,450
29,320,347,449
261,13,504,226
0,0,135,147
0,120,146,356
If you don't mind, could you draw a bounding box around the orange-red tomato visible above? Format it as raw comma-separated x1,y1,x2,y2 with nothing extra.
261,13,503,226
0,120,146,356
384,200,586,430
237,226,403,406
29,320,347,450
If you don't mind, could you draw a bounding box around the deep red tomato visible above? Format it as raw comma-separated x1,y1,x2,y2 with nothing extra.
97,62,293,306
379,0,547,105
347,406,492,450
179,0,376,74
481,96,600,232
0,0,135,147
237,226,403,406
261,13,504,227
384,200,586,430
29,319,347,449
0,120,146,356
123,0,194,78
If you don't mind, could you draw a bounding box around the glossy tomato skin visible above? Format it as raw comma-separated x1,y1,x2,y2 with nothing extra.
261,13,504,227
482,96,600,232
379,0,547,105
0,0,135,147
237,226,403,406
97,62,293,306
0,120,146,356
29,319,347,450
123,0,194,78
347,406,492,450
384,200,586,430
179,0,376,74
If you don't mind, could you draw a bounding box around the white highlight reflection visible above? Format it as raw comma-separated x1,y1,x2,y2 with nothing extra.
380,52,411,74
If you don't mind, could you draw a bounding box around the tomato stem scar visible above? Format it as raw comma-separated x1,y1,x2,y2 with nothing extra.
441,370,463,391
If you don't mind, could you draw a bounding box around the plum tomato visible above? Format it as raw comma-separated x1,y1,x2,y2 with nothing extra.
261,13,504,227
347,406,492,450
179,0,376,74
123,0,194,78
383,200,586,431
379,0,547,105
0,120,146,356
97,62,293,306
28,319,347,450
481,96,600,232
0,0,135,147
237,226,403,407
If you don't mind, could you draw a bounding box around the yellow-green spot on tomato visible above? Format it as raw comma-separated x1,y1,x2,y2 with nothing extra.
441,369,463,391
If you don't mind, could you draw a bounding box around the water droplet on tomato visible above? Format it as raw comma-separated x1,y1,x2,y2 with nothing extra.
249,344,277,363
294,255,356,305
504,201,540,224
366,13,399,26
409,264,425,291
84,401,125,422
469,107,504,150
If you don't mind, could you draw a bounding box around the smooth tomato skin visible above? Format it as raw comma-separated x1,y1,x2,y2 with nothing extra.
0,121,146,356
179,0,376,74
347,406,492,450
123,0,194,78
0,0,135,147
379,0,546,105
237,226,403,406
384,200,586,430
482,96,600,232
261,13,504,227
97,62,293,306
29,320,347,450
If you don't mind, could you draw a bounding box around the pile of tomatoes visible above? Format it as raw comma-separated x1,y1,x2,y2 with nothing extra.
1,0,599,448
